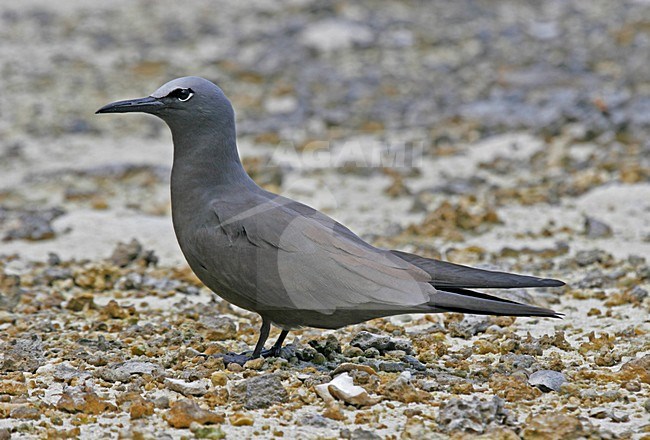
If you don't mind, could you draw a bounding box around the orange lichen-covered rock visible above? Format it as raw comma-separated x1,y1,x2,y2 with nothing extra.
521,413,587,439
489,374,541,402
56,386,116,414
617,354,650,384
163,399,224,428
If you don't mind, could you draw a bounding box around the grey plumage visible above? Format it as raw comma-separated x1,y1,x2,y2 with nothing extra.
97,77,564,363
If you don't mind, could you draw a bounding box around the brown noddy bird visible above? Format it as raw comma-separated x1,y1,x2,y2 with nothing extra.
97,77,564,364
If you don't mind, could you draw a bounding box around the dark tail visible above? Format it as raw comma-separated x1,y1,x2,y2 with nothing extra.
391,250,565,289
430,287,562,318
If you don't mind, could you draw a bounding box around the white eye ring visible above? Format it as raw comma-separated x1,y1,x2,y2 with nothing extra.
179,92,194,102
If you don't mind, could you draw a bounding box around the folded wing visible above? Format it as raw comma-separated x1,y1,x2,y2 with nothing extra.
390,250,564,289
200,192,562,320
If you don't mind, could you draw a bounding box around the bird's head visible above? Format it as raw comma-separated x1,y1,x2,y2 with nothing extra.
96,76,234,132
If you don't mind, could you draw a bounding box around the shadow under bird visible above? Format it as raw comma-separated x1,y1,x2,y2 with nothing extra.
97,77,564,365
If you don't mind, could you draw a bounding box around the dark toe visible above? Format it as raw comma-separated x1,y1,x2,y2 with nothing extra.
261,348,281,358
217,352,255,366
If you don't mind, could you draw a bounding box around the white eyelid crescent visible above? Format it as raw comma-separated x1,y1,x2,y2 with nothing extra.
179,92,194,102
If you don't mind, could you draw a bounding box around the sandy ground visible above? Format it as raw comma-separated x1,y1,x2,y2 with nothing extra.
0,1,649,439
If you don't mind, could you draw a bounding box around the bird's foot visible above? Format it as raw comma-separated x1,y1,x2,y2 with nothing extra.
261,344,295,359
217,351,256,366
260,347,282,358
217,347,292,366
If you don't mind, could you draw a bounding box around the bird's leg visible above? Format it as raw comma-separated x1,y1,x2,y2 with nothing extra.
250,318,271,359
218,318,271,366
261,330,289,358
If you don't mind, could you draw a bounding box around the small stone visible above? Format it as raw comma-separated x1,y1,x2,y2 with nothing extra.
99,360,161,382
400,418,437,440
164,378,211,396
116,392,154,419
331,363,376,377
576,269,608,289
378,361,405,373
38,267,73,287
315,372,381,407
401,355,427,371
451,382,475,394
65,293,96,312
340,428,382,440
243,357,265,370
152,395,170,409
350,331,413,354
447,315,491,338
230,374,288,409
10,405,41,420
617,354,650,383
528,370,566,392
56,386,116,414
574,250,612,267
210,371,228,387
0,428,9,440
100,300,134,319
499,354,538,371
163,399,224,428
473,340,499,354
0,335,45,373
584,216,613,238
342,346,364,357
380,371,428,403
230,412,254,426
624,380,641,392
0,380,28,396
309,334,342,358
629,286,648,302
227,363,244,373
47,252,61,265
521,413,586,438
490,374,541,401
3,207,64,241
299,413,334,428
312,353,327,364
109,238,157,267
438,396,511,433
130,398,155,419
0,272,22,311
201,316,237,341
202,388,228,408
362,348,380,358
422,372,468,392
190,422,226,439
323,403,346,421
589,408,629,422
53,363,90,383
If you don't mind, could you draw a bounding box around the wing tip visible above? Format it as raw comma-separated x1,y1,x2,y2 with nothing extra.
538,278,566,288
502,308,564,319
526,309,564,319
431,287,565,319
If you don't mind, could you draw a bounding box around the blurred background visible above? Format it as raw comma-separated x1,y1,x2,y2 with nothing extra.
1,1,650,438
1,0,649,263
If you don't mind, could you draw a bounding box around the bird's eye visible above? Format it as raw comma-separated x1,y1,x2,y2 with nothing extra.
168,88,194,102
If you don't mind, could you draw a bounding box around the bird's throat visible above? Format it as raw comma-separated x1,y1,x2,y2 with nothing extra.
170,129,252,189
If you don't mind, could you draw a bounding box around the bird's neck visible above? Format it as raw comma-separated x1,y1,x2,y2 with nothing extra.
170,127,256,190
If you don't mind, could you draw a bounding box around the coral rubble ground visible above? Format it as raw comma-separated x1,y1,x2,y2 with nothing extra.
0,0,648,438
